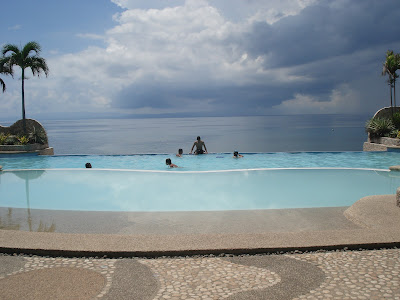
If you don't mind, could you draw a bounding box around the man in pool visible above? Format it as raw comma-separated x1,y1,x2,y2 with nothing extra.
166,158,178,168
190,136,208,155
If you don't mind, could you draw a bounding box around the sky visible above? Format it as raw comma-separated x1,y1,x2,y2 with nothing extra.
1,0,400,120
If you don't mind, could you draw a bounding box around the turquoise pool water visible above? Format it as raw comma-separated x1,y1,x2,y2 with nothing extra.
1,151,400,170
1,168,399,211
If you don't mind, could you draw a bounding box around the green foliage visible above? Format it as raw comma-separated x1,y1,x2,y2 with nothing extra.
17,135,29,145
392,112,400,129
0,133,9,145
382,50,400,107
4,135,18,145
365,118,396,137
389,129,399,138
0,127,47,145
383,50,400,77
28,126,47,144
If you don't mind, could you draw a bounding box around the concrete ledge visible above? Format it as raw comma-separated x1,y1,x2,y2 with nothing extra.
371,137,400,147
38,147,54,155
0,147,54,156
344,195,400,228
0,143,48,152
1,229,400,258
363,142,388,151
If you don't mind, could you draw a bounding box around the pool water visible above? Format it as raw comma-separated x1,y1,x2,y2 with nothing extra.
1,151,400,170
1,168,399,212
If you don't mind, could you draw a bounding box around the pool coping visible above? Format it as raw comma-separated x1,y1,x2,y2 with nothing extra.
1,195,400,257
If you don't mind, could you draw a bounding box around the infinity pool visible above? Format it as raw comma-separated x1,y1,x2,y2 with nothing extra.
1,168,399,211
1,151,400,170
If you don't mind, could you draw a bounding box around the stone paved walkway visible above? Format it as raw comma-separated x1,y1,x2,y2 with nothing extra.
1,248,399,300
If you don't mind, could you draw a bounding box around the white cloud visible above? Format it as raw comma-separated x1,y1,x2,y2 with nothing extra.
25,0,276,115
7,24,21,31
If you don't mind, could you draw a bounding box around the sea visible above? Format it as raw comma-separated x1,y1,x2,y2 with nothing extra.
3,114,370,155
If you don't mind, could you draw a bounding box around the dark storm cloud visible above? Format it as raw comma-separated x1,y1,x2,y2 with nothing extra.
113,79,334,116
245,0,400,68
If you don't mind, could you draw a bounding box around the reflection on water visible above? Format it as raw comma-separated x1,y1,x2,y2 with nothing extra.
0,207,56,232
0,169,56,232
0,208,20,230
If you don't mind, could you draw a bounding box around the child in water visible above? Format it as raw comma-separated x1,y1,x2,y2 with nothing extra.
176,148,183,157
166,158,178,168
233,151,243,158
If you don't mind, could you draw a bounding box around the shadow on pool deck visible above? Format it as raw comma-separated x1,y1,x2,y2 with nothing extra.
1,195,400,257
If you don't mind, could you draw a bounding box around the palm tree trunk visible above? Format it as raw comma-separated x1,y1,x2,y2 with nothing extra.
394,79,397,109
21,68,26,133
390,80,393,107
390,83,393,116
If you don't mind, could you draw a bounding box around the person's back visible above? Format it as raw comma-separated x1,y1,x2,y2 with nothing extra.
190,136,208,154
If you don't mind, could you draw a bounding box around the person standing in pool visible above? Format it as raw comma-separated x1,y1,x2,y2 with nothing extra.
190,136,208,155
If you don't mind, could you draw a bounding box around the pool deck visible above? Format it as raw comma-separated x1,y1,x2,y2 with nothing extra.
1,195,400,299
1,194,400,257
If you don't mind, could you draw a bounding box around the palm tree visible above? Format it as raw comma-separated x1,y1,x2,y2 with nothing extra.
1,41,49,132
382,50,400,109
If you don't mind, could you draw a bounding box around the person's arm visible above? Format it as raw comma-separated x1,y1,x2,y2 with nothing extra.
204,143,208,153
190,143,195,154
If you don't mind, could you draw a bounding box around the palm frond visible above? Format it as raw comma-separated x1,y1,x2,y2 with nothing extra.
1,44,20,56
0,57,14,76
0,78,5,92
21,41,41,59
25,56,49,77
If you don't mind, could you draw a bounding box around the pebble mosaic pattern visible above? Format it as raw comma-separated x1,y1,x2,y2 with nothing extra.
0,249,399,299
289,249,400,299
140,257,281,299
0,256,116,298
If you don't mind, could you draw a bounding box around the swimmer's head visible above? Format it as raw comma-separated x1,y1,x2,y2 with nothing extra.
166,158,172,165
233,151,238,157
197,136,201,141
178,148,183,154
85,162,92,168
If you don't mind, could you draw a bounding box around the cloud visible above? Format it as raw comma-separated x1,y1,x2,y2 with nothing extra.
7,24,21,31
2,0,400,119
243,0,400,68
